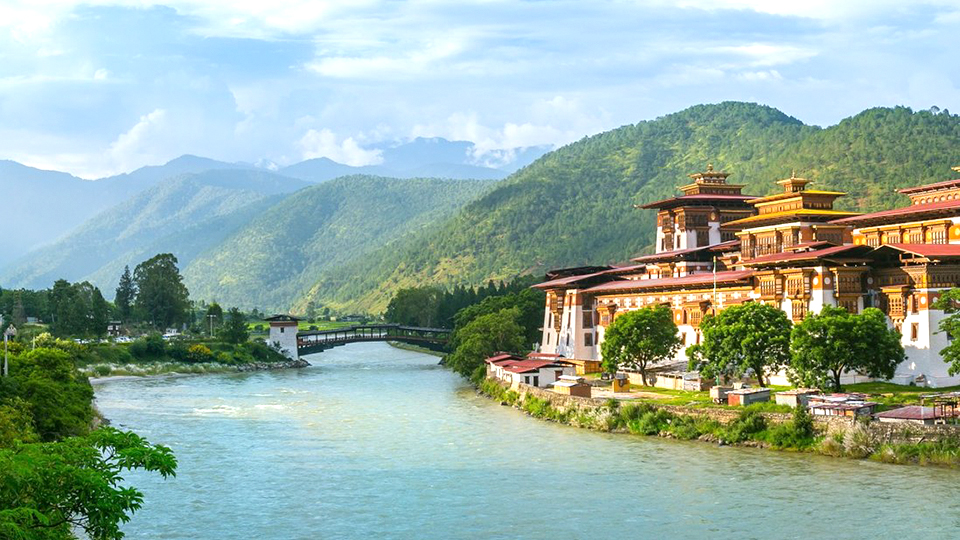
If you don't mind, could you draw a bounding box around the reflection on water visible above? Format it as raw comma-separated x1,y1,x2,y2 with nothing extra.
94,342,960,540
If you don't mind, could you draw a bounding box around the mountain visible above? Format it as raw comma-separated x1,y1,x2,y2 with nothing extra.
182,175,495,310
279,137,548,183
0,155,255,267
1,169,308,292
292,102,960,314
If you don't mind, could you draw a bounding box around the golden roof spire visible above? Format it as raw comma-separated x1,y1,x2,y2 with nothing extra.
953,165,960,173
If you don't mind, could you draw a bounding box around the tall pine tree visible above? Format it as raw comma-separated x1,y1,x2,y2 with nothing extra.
115,265,135,322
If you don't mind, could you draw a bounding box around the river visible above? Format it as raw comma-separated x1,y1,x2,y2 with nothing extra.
93,342,960,539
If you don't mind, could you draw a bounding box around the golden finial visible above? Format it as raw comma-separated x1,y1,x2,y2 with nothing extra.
791,169,797,179
953,165,960,173
706,163,714,171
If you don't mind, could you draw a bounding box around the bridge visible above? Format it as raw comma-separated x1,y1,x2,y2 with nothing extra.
296,324,452,356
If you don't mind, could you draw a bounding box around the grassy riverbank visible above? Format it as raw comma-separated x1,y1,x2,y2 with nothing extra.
478,378,960,468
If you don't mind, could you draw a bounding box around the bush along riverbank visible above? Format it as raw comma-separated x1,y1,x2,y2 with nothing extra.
18,333,310,378
478,378,960,468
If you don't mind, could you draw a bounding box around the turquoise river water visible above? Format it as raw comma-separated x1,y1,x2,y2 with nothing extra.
93,342,960,539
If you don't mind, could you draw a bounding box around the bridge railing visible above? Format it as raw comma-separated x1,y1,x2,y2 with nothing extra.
296,324,451,348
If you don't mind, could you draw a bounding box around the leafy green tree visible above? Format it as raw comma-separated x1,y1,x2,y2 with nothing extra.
452,288,545,346
0,427,177,540
446,307,527,380
601,305,681,385
204,302,223,335
790,306,904,391
686,302,791,387
385,287,444,327
46,280,109,338
220,308,250,345
933,288,960,374
133,254,190,329
1,348,95,441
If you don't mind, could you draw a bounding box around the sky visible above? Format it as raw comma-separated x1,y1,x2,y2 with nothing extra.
1,0,959,178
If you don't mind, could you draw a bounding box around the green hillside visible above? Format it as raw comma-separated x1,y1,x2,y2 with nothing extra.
1,169,305,291
297,102,960,314
182,175,495,309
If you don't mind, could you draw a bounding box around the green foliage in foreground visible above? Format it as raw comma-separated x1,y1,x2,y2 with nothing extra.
446,307,527,381
933,288,960,375
790,306,904,391
687,302,792,387
0,344,178,538
0,428,176,540
600,305,681,385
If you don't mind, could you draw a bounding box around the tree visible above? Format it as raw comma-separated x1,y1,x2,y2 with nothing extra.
384,287,443,327
220,308,250,345
790,306,904,391
0,428,176,540
687,302,791,387
133,254,190,329
600,305,681,385
305,302,317,323
933,288,960,374
445,307,527,380
115,265,135,322
204,302,223,335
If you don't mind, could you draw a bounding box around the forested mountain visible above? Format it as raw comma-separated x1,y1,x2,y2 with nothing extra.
1,155,253,267
1,169,307,291
295,102,960,314
182,175,494,309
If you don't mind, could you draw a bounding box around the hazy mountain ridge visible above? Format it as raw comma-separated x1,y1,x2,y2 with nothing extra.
1,169,308,291
182,175,496,310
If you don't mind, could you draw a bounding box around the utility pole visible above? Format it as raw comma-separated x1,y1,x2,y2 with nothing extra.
208,314,216,337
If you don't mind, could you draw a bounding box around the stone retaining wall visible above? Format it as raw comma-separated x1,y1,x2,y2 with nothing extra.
511,382,960,443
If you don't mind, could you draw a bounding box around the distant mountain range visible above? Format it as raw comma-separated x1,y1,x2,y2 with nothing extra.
5,103,960,316
1,137,549,268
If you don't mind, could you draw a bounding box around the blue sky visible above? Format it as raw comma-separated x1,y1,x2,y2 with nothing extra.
1,0,959,178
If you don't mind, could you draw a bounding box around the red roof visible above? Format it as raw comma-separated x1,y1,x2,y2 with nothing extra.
876,243,960,258
582,270,754,293
533,269,611,289
639,193,756,209
500,359,561,374
742,244,869,266
485,353,522,364
630,241,737,263
897,178,960,194
875,405,938,420
831,198,960,225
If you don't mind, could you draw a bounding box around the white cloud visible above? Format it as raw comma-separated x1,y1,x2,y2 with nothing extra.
93,68,109,81
298,128,383,166
105,108,168,172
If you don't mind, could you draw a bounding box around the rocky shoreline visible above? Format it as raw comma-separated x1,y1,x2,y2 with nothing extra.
236,358,311,372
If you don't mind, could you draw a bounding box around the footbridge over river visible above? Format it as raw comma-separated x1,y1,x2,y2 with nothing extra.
297,324,451,355
265,316,451,359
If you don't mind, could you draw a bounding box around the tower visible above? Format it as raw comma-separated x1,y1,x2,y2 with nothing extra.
265,314,301,360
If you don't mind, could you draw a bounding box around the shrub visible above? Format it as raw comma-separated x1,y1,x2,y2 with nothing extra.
842,422,877,458
187,344,214,363
722,408,768,443
94,365,112,377
130,333,166,359
766,405,817,449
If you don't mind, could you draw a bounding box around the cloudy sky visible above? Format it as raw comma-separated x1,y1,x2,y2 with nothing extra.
1,0,959,178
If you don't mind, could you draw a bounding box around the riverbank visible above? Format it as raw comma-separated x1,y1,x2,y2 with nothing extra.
386,341,445,357
479,378,960,467
84,357,310,381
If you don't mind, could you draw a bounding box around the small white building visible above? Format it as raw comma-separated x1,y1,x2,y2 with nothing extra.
265,314,302,360
485,354,573,389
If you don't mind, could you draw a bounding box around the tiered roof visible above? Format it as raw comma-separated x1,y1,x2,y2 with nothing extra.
723,173,859,229
640,164,755,210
